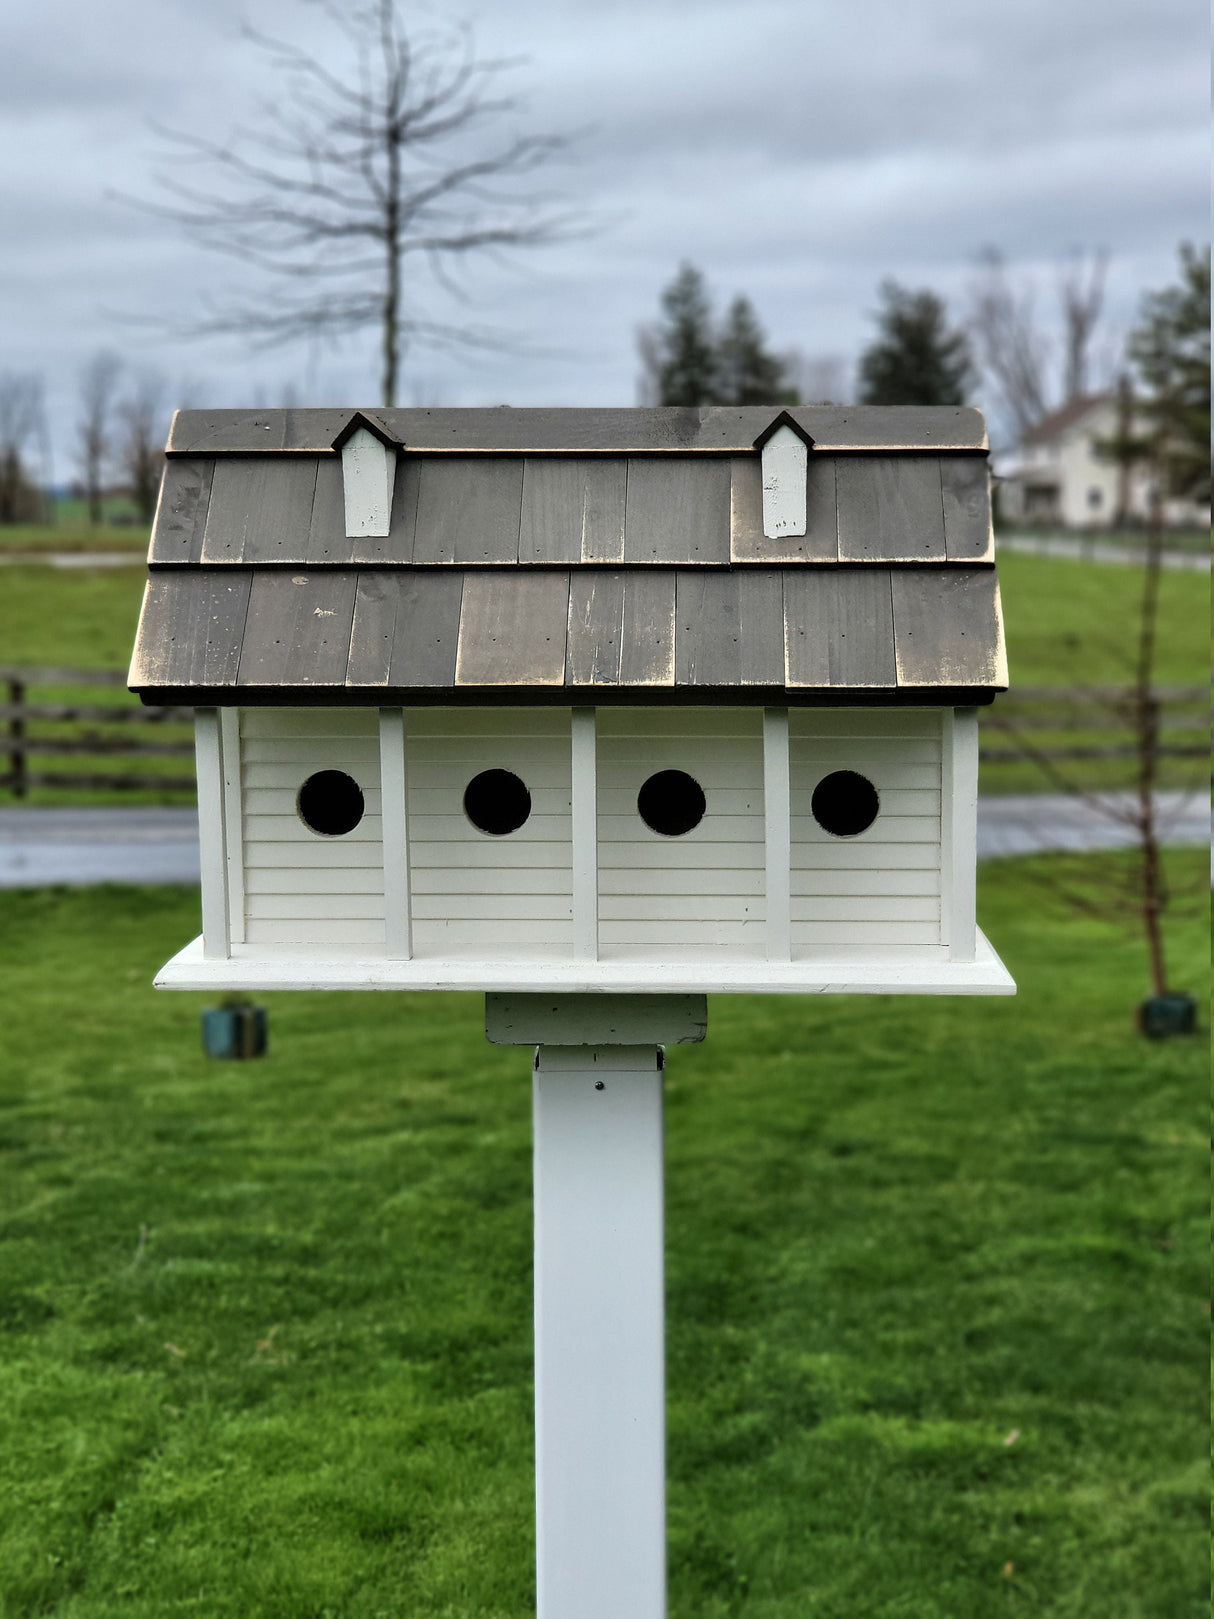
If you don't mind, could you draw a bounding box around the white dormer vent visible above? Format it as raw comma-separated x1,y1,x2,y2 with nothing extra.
761,423,808,539
341,426,396,538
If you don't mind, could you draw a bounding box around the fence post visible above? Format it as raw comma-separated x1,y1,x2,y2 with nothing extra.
8,676,26,799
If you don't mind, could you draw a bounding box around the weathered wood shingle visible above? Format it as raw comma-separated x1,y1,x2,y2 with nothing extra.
132,407,1006,704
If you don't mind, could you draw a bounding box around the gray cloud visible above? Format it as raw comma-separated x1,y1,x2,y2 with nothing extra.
0,0,1206,471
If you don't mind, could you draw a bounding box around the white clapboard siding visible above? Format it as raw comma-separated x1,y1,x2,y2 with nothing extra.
595,708,765,951
405,709,573,957
789,708,944,953
240,708,385,947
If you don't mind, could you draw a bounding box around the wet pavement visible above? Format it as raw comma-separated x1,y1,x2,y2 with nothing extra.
0,795,1207,888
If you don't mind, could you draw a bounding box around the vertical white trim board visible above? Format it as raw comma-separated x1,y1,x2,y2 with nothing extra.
379,708,411,958
942,707,978,961
219,707,245,944
341,426,396,537
194,707,231,959
763,707,791,960
571,706,598,960
761,423,808,538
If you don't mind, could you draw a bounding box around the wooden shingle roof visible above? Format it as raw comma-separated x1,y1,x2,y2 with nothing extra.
130,406,1007,706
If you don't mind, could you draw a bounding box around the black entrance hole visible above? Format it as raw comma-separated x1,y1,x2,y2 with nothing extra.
811,770,879,837
297,770,365,836
637,770,706,837
464,768,531,836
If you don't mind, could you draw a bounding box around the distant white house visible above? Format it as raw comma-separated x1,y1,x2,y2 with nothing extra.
996,394,1209,531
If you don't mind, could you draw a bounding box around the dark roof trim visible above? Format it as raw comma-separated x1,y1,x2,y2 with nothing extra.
330,410,401,452
166,405,990,457
136,684,999,710
752,409,815,452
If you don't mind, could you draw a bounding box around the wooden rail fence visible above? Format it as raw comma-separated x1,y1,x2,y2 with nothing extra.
979,684,1210,766
1,667,194,796
0,668,1207,798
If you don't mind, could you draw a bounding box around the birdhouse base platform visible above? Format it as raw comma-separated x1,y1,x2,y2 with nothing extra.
153,930,1015,995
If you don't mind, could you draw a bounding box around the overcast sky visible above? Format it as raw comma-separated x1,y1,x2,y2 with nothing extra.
1,0,1207,477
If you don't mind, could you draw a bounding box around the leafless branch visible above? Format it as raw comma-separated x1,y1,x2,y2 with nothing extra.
1058,246,1109,402
123,0,593,404
967,247,1050,437
77,351,122,526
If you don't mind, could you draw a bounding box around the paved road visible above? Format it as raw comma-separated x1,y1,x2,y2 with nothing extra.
0,550,146,568
0,795,1207,888
996,534,1209,571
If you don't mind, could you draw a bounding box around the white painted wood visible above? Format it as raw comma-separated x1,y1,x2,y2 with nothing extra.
406,710,573,958
341,426,396,537
242,708,378,738
240,708,385,945
596,709,765,955
407,706,570,737
219,708,245,944
246,867,388,894
763,707,791,961
789,710,946,955
792,868,939,897
194,708,231,959
761,423,808,538
246,892,387,921
533,1044,666,1619
244,840,391,870
379,709,411,959
411,894,573,921
246,918,387,946
596,707,758,738
942,707,979,961
487,993,706,1045
154,927,1017,994
570,707,598,960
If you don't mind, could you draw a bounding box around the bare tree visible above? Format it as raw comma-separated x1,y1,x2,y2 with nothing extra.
1058,246,1109,403
119,371,168,524
0,372,48,524
78,351,122,526
967,247,1051,437
134,0,584,406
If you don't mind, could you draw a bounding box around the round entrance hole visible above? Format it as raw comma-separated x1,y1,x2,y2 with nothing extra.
637,769,706,837
811,770,879,837
464,768,531,836
297,770,365,836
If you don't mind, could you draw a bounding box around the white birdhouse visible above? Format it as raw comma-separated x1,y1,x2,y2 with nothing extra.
130,405,1013,996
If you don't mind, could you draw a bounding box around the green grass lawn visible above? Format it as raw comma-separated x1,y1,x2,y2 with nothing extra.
0,850,1207,1617
0,519,146,555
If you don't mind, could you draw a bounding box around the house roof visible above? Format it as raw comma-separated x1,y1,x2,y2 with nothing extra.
130,406,1006,706
1020,394,1112,447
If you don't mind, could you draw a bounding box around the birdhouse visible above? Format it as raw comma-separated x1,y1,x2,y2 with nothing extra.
130,405,1013,995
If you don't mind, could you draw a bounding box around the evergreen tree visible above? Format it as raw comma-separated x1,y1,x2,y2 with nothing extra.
1127,243,1210,500
653,264,720,406
858,280,972,406
716,295,799,406
640,265,800,406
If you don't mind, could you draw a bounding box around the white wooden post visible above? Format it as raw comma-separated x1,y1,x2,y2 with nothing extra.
486,994,707,1619
941,707,979,961
534,1044,665,1619
570,706,598,960
379,708,411,958
763,706,791,960
194,707,231,959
